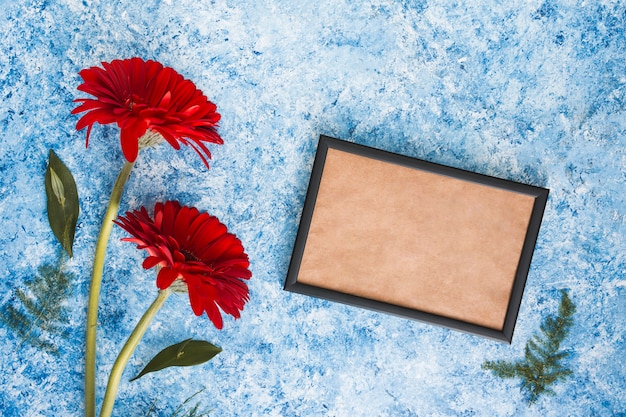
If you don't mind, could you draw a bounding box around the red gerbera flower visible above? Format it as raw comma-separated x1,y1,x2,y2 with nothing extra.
72,57,223,168
114,200,252,329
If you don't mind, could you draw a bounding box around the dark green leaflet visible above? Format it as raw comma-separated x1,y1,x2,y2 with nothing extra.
483,290,576,404
0,252,74,355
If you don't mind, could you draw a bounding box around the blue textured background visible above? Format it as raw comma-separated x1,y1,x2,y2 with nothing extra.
0,1,624,416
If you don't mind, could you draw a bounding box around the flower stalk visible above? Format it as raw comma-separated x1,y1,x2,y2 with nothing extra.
85,161,134,417
99,289,171,417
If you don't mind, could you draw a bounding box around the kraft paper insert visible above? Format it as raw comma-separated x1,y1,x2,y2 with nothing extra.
285,136,549,343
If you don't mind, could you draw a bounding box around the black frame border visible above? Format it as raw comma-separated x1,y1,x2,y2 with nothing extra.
284,135,549,343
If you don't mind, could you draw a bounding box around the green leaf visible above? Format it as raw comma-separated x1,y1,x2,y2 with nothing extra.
45,149,79,258
131,339,222,381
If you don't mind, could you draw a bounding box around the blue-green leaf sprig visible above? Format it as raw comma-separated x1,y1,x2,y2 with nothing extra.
145,389,213,417
0,251,75,355
483,290,576,404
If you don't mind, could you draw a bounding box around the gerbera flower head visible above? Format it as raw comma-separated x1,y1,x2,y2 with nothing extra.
72,57,223,168
114,200,252,329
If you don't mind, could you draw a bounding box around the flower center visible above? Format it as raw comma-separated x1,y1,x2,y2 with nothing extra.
125,93,145,111
181,248,201,262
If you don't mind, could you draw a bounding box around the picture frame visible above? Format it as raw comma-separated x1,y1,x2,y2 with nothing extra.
284,135,549,343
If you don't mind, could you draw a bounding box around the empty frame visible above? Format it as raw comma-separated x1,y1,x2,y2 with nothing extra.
285,136,548,342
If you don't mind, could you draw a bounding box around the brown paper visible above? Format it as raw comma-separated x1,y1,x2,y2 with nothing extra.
297,148,536,330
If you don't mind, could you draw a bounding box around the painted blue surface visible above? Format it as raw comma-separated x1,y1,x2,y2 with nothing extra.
0,1,624,416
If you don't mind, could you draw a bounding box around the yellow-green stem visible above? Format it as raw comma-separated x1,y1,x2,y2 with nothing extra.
99,289,171,417
85,161,134,417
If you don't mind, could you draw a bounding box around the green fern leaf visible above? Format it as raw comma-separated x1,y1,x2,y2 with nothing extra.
145,389,212,417
482,290,576,405
482,359,518,379
0,252,75,356
169,389,212,417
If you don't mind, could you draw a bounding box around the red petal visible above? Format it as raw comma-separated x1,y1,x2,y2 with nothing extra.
142,256,163,269
154,202,165,229
173,205,192,243
200,234,238,260
148,67,173,106
190,215,227,249
161,200,180,237
156,267,179,289
75,109,117,130
119,119,147,162
158,90,172,108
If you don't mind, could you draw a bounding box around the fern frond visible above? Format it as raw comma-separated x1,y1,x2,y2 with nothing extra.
0,304,60,354
482,359,522,379
482,290,576,405
0,251,75,356
146,389,213,417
